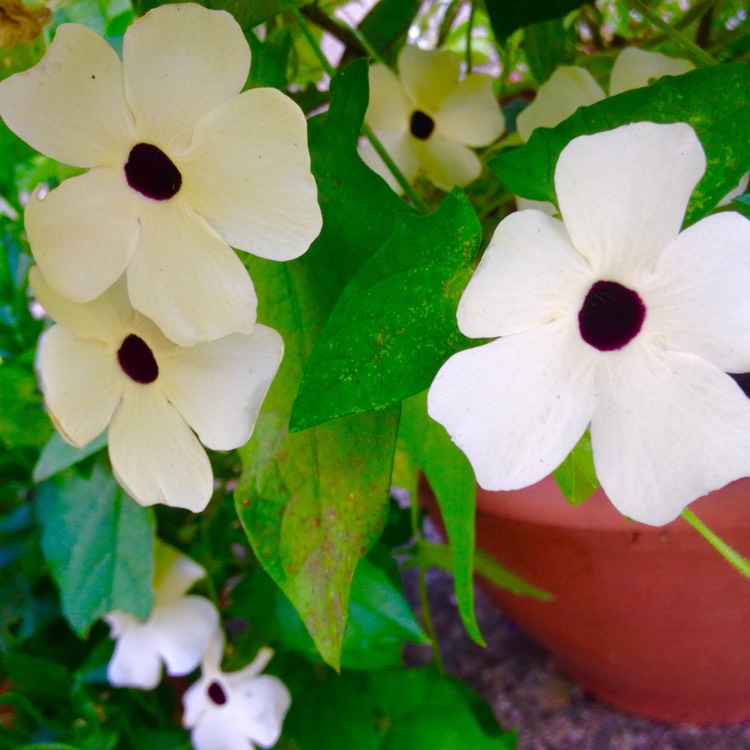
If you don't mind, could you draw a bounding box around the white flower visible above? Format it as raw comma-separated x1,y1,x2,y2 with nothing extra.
0,3,321,346
515,48,697,213
105,544,219,690
30,266,282,511
183,633,291,750
428,122,750,526
359,45,505,193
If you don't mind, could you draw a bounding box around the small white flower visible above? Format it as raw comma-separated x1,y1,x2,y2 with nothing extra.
0,3,321,346
428,122,750,526
183,633,291,750
105,544,219,690
30,266,282,511
359,45,505,192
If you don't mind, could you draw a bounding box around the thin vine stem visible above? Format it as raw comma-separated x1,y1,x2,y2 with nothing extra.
622,0,718,67
465,2,475,73
292,9,430,214
682,508,750,578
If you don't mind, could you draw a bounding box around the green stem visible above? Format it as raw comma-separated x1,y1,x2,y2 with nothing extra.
419,565,445,672
292,9,430,214
682,508,750,578
465,2,475,73
622,0,718,67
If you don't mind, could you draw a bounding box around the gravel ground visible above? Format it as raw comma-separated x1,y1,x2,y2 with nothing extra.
404,564,750,750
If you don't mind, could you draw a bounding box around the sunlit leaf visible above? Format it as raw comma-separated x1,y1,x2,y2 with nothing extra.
553,429,599,506
291,190,479,431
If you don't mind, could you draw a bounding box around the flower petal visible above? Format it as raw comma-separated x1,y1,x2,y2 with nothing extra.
591,346,750,525
515,66,604,142
106,613,164,689
416,136,481,191
458,209,592,338
398,45,460,112
0,23,134,167
159,325,283,450
149,595,219,676
646,212,750,371
108,387,213,511
436,73,505,147
365,64,411,132
228,674,291,747
122,4,249,152
29,267,132,343
357,131,419,193
555,122,706,275
609,47,694,95
181,88,321,262
190,711,256,750
37,326,122,447
25,170,141,303
153,546,206,601
428,323,597,490
126,200,257,346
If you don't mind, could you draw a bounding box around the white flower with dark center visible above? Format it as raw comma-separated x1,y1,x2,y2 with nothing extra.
0,3,321,346
30,266,282,511
359,44,505,193
428,122,750,526
183,633,290,750
105,544,219,690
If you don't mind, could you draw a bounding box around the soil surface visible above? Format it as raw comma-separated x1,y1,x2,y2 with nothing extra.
403,540,750,749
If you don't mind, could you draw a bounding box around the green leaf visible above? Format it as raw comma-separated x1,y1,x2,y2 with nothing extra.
0,360,52,450
133,0,311,27
230,555,427,670
398,392,483,645
485,0,585,41
355,0,421,65
291,190,480,431
553,429,599,506
35,465,154,635
283,663,517,749
247,27,292,89
524,17,572,83
235,60,409,669
490,64,750,226
32,431,108,484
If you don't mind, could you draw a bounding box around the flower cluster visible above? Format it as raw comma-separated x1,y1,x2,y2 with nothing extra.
105,543,289,750
0,3,322,511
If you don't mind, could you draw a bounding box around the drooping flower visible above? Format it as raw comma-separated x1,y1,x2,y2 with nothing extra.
428,121,750,526
30,266,282,511
105,543,219,690
359,44,505,193
183,633,291,750
0,3,321,345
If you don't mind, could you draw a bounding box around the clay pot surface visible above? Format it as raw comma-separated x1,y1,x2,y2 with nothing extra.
470,476,750,724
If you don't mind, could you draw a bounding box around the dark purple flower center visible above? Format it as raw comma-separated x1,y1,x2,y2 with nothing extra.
730,373,750,398
410,110,435,140
124,143,182,201
117,334,159,384
207,680,228,706
578,280,646,351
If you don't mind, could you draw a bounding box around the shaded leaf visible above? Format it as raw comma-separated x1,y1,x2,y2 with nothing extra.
398,392,483,644
524,18,572,83
490,64,750,225
291,190,480,431
35,465,154,635
33,431,107,484
485,0,585,41
0,360,51,450
235,60,410,668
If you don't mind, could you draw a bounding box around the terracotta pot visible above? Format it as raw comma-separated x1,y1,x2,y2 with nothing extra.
477,477,750,724
467,476,750,724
